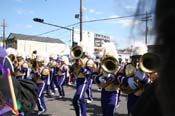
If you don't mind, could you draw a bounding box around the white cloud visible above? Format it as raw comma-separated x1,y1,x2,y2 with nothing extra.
117,19,139,28
89,9,95,13
84,7,103,15
15,24,33,29
16,8,35,15
26,24,33,28
124,5,136,11
84,15,90,21
117,19,134,27
96,12,103,15
82,6,88,11
29,10,35,15
108,15,120,18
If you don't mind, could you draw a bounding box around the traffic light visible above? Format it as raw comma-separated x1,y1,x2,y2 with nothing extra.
33,18,44,23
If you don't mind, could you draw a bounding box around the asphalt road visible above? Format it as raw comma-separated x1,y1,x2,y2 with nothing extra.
29,84,128,116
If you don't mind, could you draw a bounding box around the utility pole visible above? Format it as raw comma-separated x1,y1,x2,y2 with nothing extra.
1,19,7,48
142,12,152,45
80,0,83,42
72,27,74,47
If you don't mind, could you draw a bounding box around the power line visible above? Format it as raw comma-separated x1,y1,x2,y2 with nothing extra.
9,13,151,43
83,13,152,23
37,22,79,36
37,13,152,36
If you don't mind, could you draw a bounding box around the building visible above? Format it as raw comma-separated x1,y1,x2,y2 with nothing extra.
94,33,110,51
73,30,111,53
6,33,67,57
118,49,132,62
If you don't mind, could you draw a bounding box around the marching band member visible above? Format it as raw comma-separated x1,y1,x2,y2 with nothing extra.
116,42,151,115
47,53,57,96
71,43,95,116
14,52,29,80
32,54,49,115
55,55,69,98
130,52,161,116
86,54,97,104
6,48,17,75
93,42,120,116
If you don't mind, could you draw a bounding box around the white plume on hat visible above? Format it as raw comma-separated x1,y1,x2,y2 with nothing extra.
6,47,17,56
61,55,69,64
36,52,49,65
36,54,44,62
131,42,148,56
88,53,96,60
100,42,118,59
16,51,26,59
79,41,88,54
49,53,57,60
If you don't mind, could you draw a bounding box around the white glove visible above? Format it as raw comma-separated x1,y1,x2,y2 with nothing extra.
128,78,137,90
102,73,115,81
99,76,106,83
134,70,146,80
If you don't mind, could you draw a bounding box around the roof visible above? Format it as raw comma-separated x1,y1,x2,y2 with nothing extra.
7,33,65,44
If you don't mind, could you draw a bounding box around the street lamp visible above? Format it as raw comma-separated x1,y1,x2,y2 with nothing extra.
33,18,73,31
33,18,74,46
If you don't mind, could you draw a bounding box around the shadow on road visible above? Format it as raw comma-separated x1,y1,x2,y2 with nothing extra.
26,111,52,116
86,103,102,116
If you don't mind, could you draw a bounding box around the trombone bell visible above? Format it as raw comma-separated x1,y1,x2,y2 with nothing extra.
101,56,119,74
139,53,160,73
70,46,83,59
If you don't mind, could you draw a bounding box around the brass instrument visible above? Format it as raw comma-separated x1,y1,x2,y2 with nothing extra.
70,45,83,59
119,64,140,94
139,53,160,79
101,56,119,74
96,56,119,88
139,53,160,81
120,53,160,94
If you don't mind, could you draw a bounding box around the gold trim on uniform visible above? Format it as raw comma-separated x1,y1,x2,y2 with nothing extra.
33,66,49,84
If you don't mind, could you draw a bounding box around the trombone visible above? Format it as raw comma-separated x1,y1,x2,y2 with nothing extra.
120,52,160,94
101,55,119,74
139,52,160,80
70,45,83,59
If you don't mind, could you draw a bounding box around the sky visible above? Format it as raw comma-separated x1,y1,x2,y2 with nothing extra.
0,0,155,49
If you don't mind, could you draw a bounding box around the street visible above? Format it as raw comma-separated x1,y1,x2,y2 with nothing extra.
30,84,128,116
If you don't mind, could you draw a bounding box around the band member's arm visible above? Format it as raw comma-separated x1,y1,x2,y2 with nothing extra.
40,68,49,80
94,75,106,85
16,62,28,73
116,73,137,90
80,66,93,75
63,65,69,78
116,72,129,86
80,59,94,75
134,70,151,84
94,73,115,85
